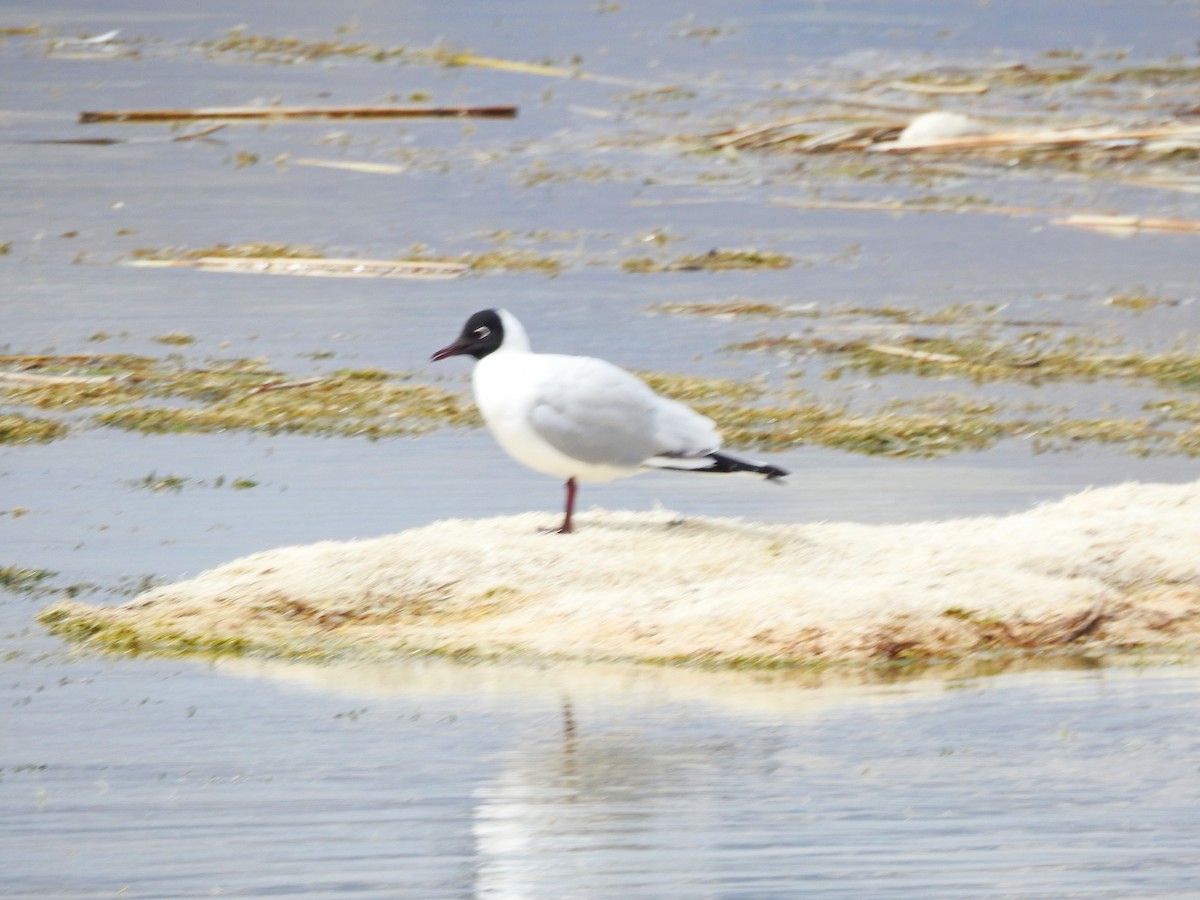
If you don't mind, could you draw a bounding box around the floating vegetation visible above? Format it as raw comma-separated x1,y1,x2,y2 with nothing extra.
461,249,563,276
655,297,1087,331
37,605,270,659
516,160,616,188
623,248,793,273
152,331,196,346
707,55,1200,192
128,472,193,493
648,299,1021,324
1093,63,1200,85
125,244,473,280
93,376,475,439
887,76,990,96
718,114,1200,162
126,243,571,279
638,371,764,405
693,390,1196,459
126,472,260,493
707,396,1009,458
198,27,411,65
425,46,654,88
0,413,69,444
0,565,57,593
428,47,580,78
2,334,1198,458
1,353,477,440
1106,292,1180,312
630,293,1200,458
2,356,269,411
1147,397,1200,423
189,28,650,88
131,255,468,280
647,299,795,318
621,367,1191,459
132,242,324,261
618,86,698,104
730,333,1200,390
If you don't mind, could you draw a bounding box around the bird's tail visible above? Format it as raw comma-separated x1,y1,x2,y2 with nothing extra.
647,451,788,481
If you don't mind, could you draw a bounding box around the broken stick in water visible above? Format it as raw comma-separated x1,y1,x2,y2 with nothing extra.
79,105,518,124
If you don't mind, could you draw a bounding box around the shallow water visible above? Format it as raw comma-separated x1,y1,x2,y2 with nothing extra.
4,656,1199,897
3,1,1200,896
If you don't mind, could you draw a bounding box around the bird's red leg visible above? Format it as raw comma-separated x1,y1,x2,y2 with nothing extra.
538,477,577,534
560,477,576,534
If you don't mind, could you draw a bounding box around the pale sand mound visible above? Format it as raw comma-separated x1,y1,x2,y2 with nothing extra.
40,480,1200,668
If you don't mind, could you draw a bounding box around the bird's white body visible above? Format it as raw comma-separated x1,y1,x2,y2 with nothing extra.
472,311,722,483
433,308,785,532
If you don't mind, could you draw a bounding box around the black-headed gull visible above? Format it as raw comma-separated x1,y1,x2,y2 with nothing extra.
432,309,787,533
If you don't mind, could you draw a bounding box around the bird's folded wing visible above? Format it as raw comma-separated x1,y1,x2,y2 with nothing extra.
528,356,720,467
648,393,721,458
529,377,657,467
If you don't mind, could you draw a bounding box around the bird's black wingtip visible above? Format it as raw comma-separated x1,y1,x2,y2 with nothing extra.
651,451,790,481
698,451,790,481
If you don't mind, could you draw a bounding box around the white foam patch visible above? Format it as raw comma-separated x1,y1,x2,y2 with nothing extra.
43,480,1200,667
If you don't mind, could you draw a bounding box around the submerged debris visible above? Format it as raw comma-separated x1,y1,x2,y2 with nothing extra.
894,111,990,145
290,158,406,175
874,122,1200,155
715,112,1200,162
710,57,1200,184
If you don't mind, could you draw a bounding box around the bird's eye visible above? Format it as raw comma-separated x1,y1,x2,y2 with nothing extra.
473,326,491,339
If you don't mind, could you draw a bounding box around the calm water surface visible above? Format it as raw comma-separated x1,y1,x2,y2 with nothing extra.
3,656,1199,897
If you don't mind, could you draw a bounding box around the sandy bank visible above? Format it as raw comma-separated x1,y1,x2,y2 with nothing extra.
40,480,1200,669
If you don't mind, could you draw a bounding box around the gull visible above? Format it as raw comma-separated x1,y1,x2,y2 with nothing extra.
432,309,788,534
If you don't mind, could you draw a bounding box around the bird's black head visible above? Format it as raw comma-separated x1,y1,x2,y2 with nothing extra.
431,309,505,361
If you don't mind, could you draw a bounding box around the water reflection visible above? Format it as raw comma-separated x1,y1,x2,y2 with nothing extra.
215,652,1114,717
211,656,1200,896
471,699,700,898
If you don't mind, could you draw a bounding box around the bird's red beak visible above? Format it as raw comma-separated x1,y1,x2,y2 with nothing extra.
431,340,469,362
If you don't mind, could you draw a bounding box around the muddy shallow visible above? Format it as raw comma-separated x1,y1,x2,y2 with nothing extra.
3,1,1200,896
